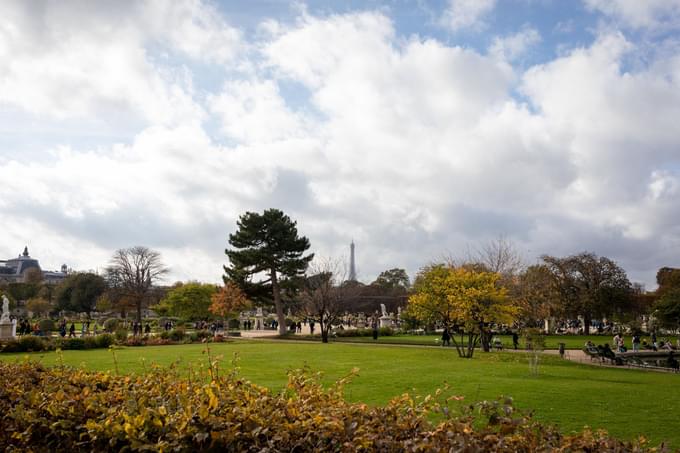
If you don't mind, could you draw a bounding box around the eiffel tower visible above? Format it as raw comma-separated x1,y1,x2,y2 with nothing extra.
349,240,357,281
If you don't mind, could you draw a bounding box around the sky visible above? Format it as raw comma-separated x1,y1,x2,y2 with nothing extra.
1,0,680,289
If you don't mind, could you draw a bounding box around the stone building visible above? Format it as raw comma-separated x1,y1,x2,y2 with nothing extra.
0,246,68,284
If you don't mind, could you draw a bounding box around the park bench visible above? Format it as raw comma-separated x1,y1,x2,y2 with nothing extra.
582,345,623,365
583,345,602,362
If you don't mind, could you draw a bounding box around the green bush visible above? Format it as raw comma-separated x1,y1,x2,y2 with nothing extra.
95,334,114,348
168,328,186,342
58,338,86,350
334,327,395,337
228,318,240,329
159,330,170,340
114,328,128,342
0,361,655,451
0,336,49,353
38,319,55,334
103,318,119,333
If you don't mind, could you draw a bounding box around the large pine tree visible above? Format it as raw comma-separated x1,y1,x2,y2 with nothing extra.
224,209,313,334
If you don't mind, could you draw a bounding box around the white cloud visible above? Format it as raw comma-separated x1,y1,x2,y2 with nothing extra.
1,5,680,290
209,79,309,144
441,0,496,32
0,0,242,125
488,26,541,61
584,0,680,30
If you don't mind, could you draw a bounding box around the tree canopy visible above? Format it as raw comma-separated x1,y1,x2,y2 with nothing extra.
407,265,516,358
105,246,169,322
160,282,217,321
55,272,107,317
541,252,633,334
371,268,410,290
224,209,313,335
209,281,250,320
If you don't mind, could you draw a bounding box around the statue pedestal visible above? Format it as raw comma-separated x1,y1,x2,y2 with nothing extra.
379,316,393,328
0,319,16,340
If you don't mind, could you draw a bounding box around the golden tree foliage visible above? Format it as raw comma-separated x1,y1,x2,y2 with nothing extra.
407,265,518,357
209,281,250,318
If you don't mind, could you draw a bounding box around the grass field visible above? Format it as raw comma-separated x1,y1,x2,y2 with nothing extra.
1,340,677,447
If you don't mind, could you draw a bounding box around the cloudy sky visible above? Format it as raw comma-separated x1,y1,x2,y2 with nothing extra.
1,0,679,288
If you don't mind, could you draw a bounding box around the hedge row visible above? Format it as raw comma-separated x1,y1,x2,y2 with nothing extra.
0,361,656,451
334,327,395,337
0,334,116,353
0,330,225,353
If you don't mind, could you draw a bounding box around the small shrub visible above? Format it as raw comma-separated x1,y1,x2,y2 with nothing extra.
378,327,394,336
168,328,186,342
114,328,128,342
228,318,240,329
159,330,170,340
58,338,86,350
1,336,49,353
95,334,114,348
39,319,55,334
103,318,119,333
82,336,98,349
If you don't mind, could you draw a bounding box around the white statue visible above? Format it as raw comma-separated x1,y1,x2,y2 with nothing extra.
1,295,9,322
256,307,263,317
380,303,387,317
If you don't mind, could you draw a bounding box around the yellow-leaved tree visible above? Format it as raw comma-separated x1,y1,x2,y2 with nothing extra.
407,265,517,358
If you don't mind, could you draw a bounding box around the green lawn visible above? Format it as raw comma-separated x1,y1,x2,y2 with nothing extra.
1,340,677,447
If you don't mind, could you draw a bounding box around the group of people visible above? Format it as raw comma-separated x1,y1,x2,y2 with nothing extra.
613,332,679,353
131,322,151,336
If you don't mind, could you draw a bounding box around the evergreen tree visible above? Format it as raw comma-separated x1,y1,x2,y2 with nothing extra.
224,209,313,334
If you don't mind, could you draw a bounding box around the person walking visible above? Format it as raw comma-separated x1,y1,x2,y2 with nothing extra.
441,327,451,346
512,331,519,350
69,323,76,338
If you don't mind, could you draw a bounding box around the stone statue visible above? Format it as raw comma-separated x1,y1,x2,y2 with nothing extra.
1,295,9,322
256,307,263,317
380,303,387,317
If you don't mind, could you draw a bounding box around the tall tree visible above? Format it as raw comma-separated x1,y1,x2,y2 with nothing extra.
105,246,169,323
512,264,559,328
55,272,107,317
407,265,517,358
371,268,410,290
160,282,217,321
301,259,358,343
224,209,313,335
541,252,633,334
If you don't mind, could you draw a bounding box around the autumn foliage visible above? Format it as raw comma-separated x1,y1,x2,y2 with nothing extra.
209,281,250,318
407,265,518,357
0,360,656,452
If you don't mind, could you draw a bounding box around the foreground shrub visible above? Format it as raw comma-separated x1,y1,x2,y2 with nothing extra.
0,361,657,452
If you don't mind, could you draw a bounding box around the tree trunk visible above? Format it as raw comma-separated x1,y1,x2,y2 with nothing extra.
320,317,328,343
136,300,142,324
480,323,491,352
271,270,287,335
